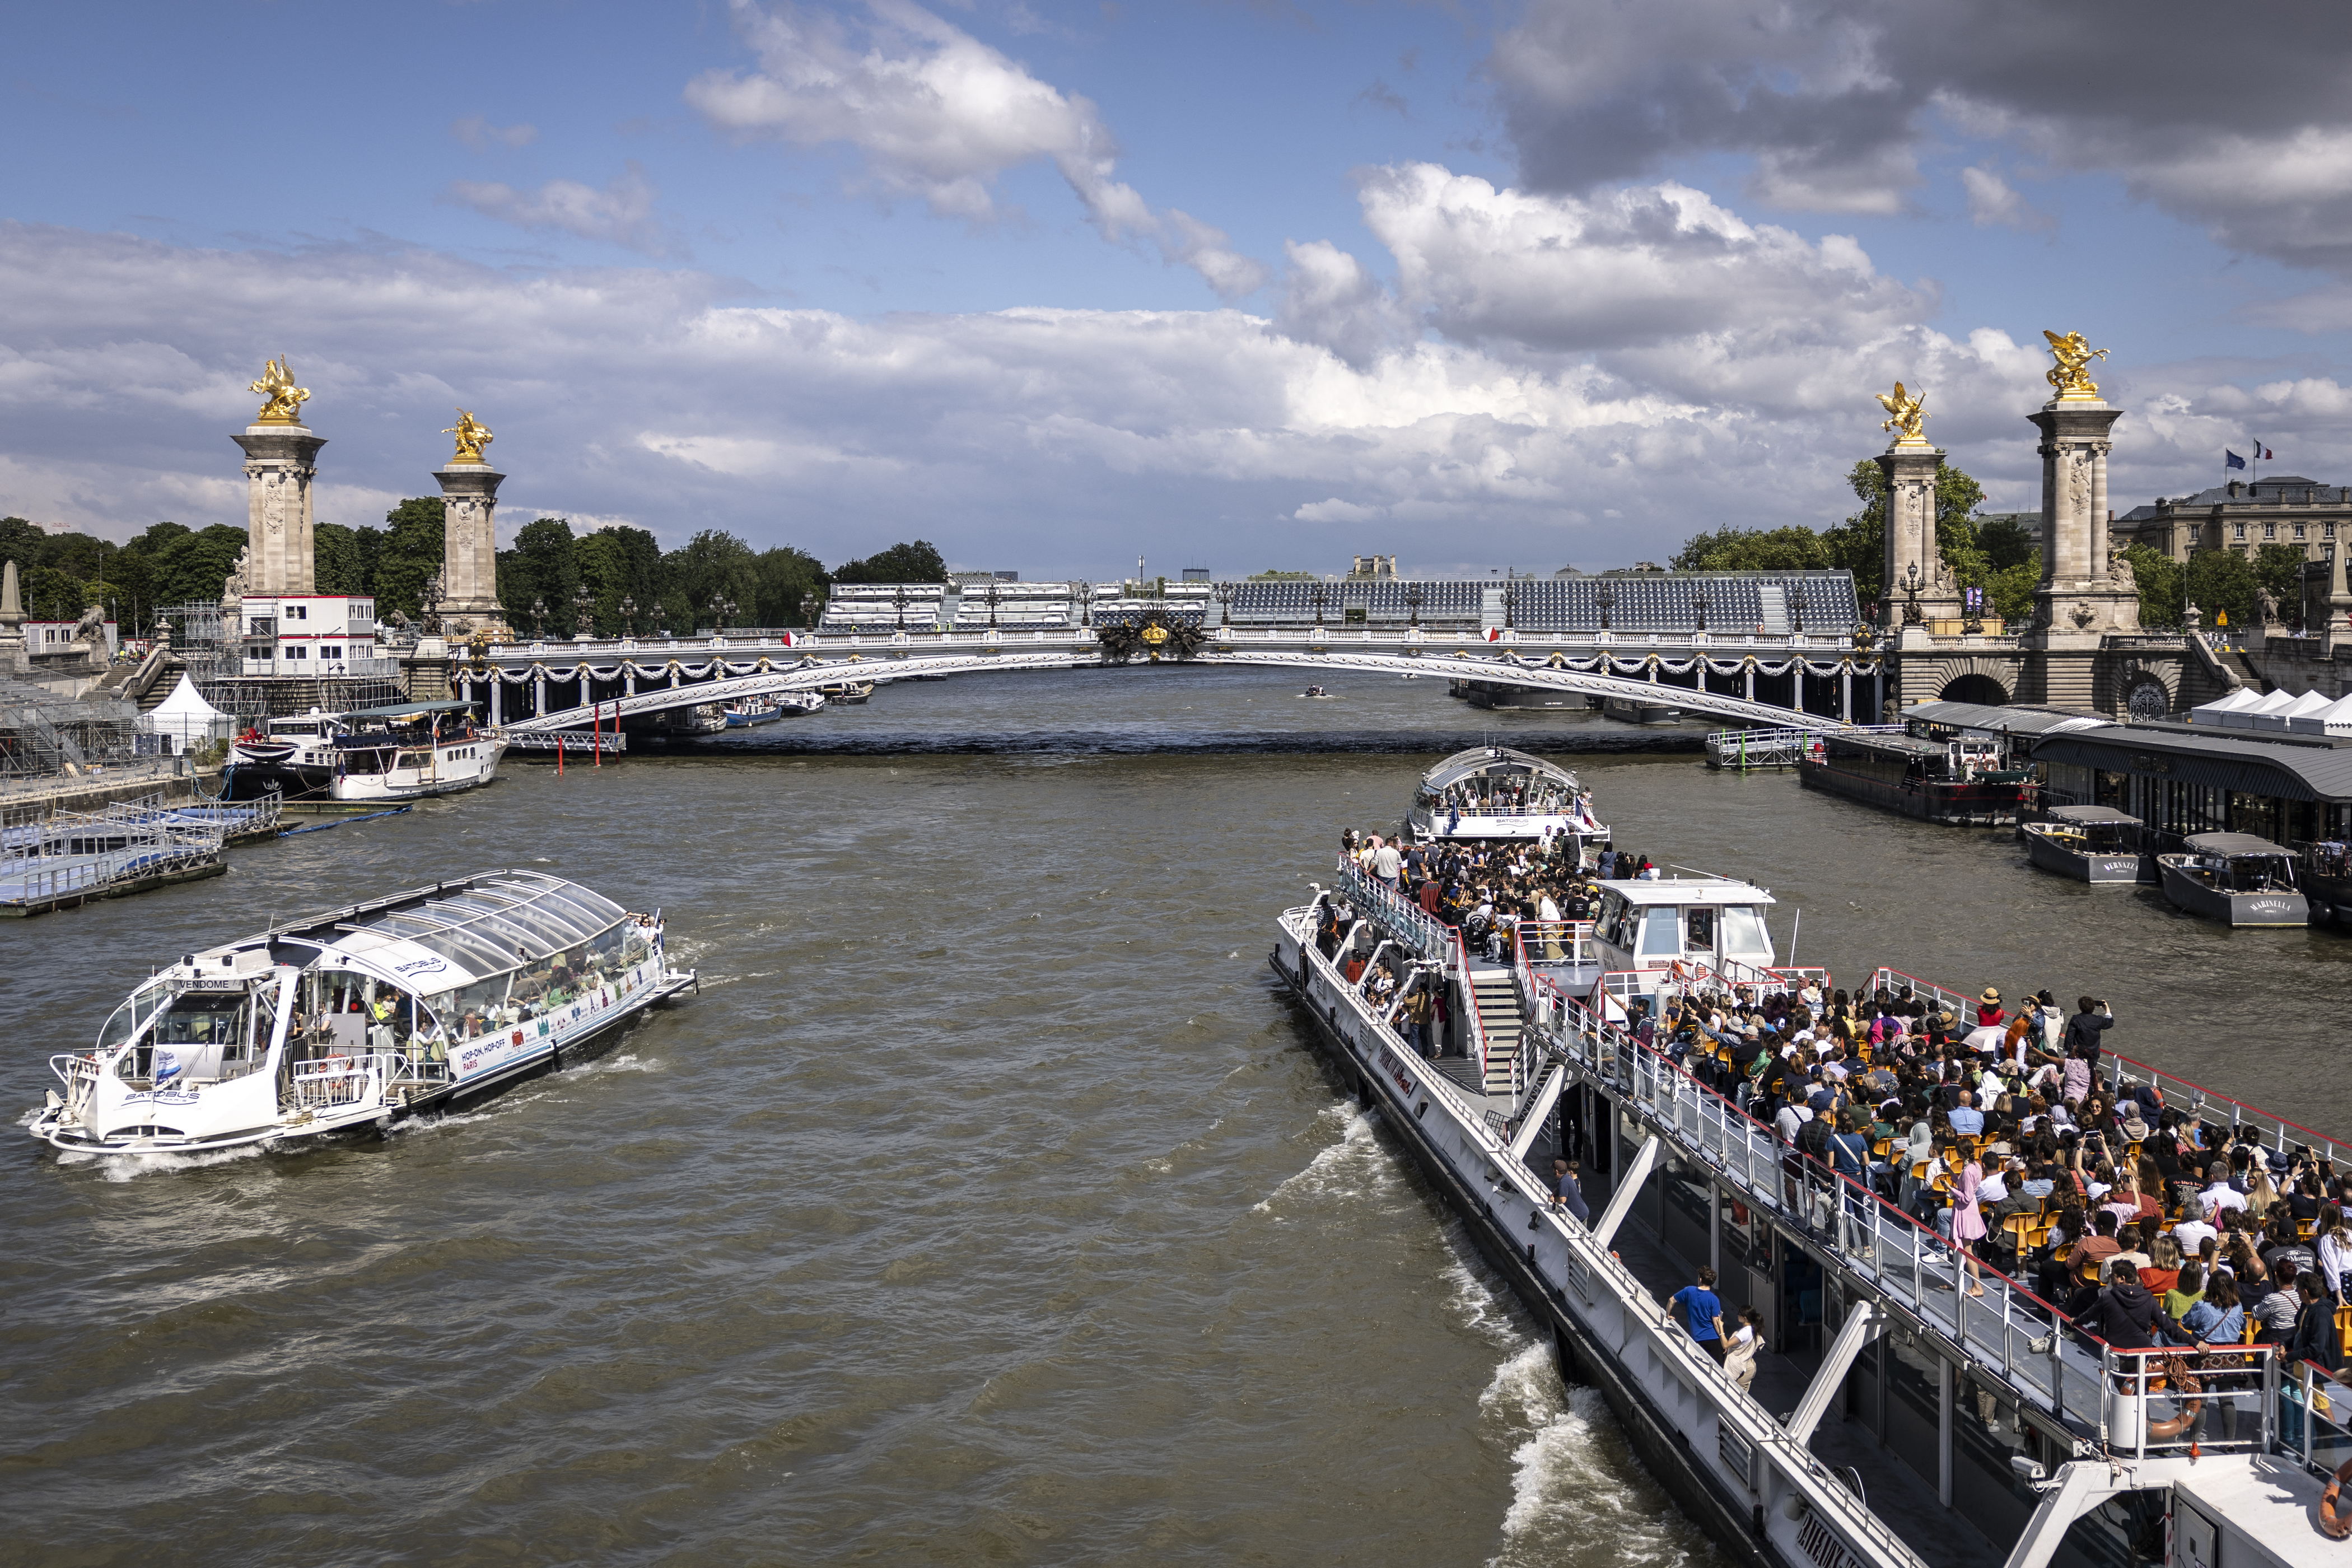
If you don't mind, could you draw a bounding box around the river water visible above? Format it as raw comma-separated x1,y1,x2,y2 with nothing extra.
5,667,2348,1567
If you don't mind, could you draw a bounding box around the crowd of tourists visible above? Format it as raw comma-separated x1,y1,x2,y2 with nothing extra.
1338,825,1658,964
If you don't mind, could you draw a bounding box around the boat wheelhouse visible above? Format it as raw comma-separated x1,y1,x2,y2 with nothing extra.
1589,875,1779,981
1406,745,1610,862
29,869,694,1157
2020,804,2148,884
1798,729,2026,825
2156,831,2309,927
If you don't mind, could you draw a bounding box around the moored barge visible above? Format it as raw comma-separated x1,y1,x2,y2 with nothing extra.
1798,729,2025,825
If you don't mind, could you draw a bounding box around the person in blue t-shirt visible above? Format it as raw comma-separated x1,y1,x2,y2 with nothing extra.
1669,1266,1728,1363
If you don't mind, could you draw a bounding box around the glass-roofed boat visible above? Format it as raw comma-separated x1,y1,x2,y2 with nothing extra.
1403,744,1611,866
28,869,696,1158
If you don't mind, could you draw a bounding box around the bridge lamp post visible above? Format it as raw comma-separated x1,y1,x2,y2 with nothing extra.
1312,585,1327,626
529,598,547,640
1074,580,1091,629
572,582,594,641
985,581,1000,629
716,595,736,632
1407,585,1421,628
1598,584,1614,632
1503,583,1518,631
620,595,636,638
893,586,908,632
1691,588,1708,634
649,599,666,639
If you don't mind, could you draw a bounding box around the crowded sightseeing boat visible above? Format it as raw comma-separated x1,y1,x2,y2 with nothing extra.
227,700,507,804
1277,751,2352,1568
27,869,695,1157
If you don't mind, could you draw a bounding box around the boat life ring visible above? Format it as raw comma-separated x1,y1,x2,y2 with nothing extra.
511,1029,525,1046
2130,1354,2204,1440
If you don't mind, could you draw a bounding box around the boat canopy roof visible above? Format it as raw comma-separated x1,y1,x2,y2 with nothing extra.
2044,804,2140,825
336,699,477,721
2184,831,2292,857
1903,701,2111,739
274,869,629,989
1599,876,1774,906
1418,745,1579,793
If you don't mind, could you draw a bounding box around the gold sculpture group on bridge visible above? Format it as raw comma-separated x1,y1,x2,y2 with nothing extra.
444,408,494,464
1874,329,2110,438
248,356,311,425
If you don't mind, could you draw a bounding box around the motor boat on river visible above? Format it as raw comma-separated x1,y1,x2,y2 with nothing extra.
27,869,696,1158
2020,804,2148,883
1406,745,1609,867
1601,694,1682,724
816,680,873,705
2156,831,2310,926
227,700,506,804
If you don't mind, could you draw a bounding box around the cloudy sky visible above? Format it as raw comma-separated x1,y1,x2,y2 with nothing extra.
5,1,2352,578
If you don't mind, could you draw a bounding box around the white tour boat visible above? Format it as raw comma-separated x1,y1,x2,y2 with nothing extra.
1405,744,1611,866
229,699,506,803
29,869,695,1157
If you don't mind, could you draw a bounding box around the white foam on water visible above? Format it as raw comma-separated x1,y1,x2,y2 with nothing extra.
1485,1375,1720,1568
1250,1099,1389,1214
63,1143,269,1182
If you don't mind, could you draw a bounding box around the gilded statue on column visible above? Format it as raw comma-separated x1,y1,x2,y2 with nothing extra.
2042,330,2108,400
1875,381,1928,444
248,356,311,424
444,408,494,464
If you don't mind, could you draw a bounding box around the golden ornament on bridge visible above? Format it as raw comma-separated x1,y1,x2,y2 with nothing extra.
247,356,310,424
1876,381,1929,445
444,408,494,464
2042,330,2108,401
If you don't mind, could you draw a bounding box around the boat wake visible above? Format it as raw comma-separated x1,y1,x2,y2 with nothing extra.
63,1143,268,1182
1250,1098,1389,1214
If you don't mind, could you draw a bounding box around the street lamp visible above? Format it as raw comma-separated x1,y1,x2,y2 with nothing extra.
530,597,547,639
893,586,908,631
647,599,666,640
1902,562,1924,624
1503,583,1518,630
985,580,1001,629
1074,579,1092,629
1690,587,1707,633
1407,584,1422,628
1598,584,1614,631
572,581,594,640
1312,584,1327,626
620,595,636,638
716,595,736,631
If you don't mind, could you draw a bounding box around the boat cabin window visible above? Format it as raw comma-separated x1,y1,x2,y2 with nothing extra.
1719,905,1773,962
116,988,263,1084
96,978,174,1053
1637,908,1681,958
1597,890,1635,949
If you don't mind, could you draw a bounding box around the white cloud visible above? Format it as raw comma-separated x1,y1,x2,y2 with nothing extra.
444,162,680,257
0,203,2325,573
1960,166,2054,232
684,0,1267,297
1494,0,2352,272
451,115,539,152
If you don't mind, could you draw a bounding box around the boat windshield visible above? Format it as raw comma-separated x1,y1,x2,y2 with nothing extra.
1719,904,1773,962
95,977,176,1053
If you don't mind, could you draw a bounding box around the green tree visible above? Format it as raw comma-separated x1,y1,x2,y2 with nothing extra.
1978,516,2038,573
315,521,378,596
498,517,582,634
665,529,759,627
831,540,946,584
144,524,248,606
2252,543,2309,624
750,545,827,627
372,498,446,620
1669,525,1834,572
2186,548,2257,629
2120,544,2185,630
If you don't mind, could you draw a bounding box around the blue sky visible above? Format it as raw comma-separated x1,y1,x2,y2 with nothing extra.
6,1,2352,578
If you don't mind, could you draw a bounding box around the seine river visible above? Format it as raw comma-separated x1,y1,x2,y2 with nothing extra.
6,668,2348,1567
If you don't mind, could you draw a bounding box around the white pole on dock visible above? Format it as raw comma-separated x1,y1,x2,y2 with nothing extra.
1788,908,1800,968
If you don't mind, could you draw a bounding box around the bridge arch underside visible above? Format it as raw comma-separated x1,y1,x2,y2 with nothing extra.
474,647,1884,735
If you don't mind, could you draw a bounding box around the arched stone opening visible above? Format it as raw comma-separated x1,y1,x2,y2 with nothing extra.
1939,672,2011,705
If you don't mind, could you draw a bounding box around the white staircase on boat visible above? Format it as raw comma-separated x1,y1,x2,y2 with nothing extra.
1757,584,1791,635
1470,970,1523,1095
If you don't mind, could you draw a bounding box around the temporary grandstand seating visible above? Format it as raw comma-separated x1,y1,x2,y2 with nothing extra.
1508,572,1858,634
1222,580,1483,624
819,585,948,632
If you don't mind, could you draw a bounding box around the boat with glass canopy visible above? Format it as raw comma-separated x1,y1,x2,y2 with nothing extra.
1405,745,1610,865
27,869,696,1157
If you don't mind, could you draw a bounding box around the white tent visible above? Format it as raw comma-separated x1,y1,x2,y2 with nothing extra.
2289,692,2352,736
2251,689,2335,730
140,673,230,755
2190,688,2264,725
2221,689,2300,728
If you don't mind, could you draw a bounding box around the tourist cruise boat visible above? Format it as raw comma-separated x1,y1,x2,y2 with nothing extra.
228,700,507,803
27,869,695,1157
1798,728,2026,825
1271,771,2352,1568
1404,745,1610,865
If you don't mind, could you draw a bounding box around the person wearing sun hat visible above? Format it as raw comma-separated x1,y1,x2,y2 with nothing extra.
1976,987,2005,1029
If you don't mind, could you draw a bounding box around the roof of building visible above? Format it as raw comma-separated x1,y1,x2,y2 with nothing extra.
2144,477,2345,509
1902,701,2111,739
2030,724,2352,804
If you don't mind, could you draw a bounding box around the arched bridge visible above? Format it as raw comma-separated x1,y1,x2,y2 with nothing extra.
463,626,1886,735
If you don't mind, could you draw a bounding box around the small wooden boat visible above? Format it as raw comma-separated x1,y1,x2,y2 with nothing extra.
2021,804,2146,884
2156,832,2309,927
